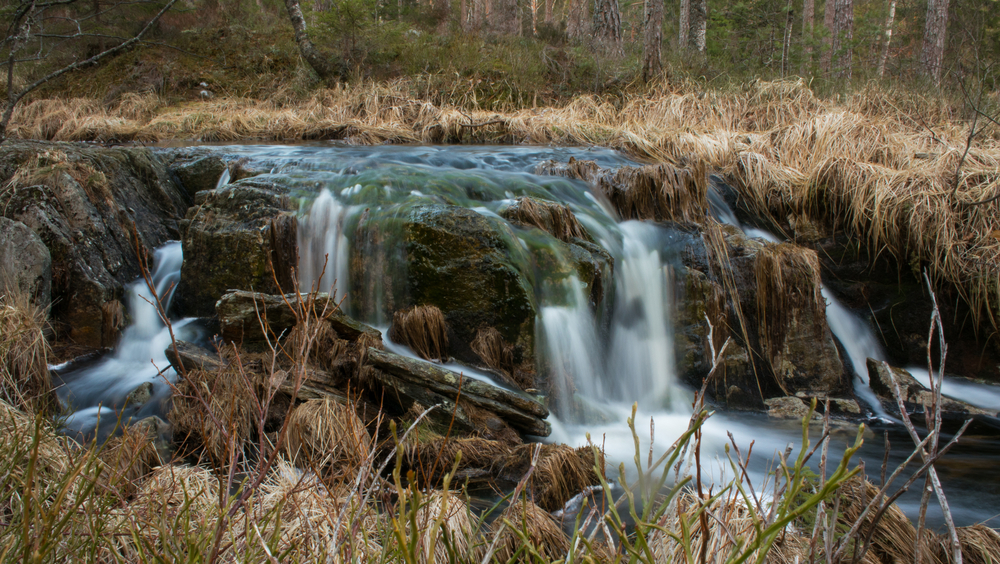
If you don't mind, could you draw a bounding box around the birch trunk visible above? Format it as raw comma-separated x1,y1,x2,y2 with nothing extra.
284,0,337,80
920,0,949,85
688,0,706,53
780,0,793,76
876,0,895,78
642,0,663,81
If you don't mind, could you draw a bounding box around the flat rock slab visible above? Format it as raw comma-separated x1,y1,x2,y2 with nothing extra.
164,341,226,374
366,347,551,436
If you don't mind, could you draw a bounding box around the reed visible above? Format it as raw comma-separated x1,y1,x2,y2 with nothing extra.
0,286,51,411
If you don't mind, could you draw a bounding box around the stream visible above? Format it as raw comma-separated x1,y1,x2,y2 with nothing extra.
54,144,1000,530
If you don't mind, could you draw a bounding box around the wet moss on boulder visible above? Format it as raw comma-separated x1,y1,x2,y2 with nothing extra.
175,181,298,316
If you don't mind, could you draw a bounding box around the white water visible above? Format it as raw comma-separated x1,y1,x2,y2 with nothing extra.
908,367,1000,412
297,189,353,301
55,242,199,441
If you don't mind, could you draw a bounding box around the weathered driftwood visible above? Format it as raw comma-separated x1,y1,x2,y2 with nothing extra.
215,290,382,345
370,368,474,432
366,347,550,436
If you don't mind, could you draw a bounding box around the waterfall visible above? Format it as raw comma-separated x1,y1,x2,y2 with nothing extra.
822,288,892,419
56,241,198,441
297,189,352,301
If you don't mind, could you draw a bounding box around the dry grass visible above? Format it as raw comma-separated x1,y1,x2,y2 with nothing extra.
387,305,450,362
399,488,478,564
9,78,997,327
501,443,604,512
491,498,570,563
285,397,372,477
97,417,165,499
501,196,591,242
0,287,51,411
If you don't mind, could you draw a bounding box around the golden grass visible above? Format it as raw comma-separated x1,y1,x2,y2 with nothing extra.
501,196,591,242
285,397,372,477
0,287,51,411
399,488,478,564
387,305,450,362
97,418,165,499
11,78,996,327
491,498,570,563
753,243,825,368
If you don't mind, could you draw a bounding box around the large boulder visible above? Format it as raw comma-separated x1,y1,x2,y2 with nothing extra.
169,156,228,194
0,142,189,347
0,217,51,308
175,180,298,316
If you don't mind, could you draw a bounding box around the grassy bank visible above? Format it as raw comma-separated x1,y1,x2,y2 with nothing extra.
9,77,1000,333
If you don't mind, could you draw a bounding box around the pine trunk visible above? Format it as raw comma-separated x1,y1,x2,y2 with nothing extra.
679,0,689,48
801,0,813,72
642,0,663,82
566,0,591,38
594,0,623,43
831,0,852,78
876,0,895,77
688,0,706,53
544,0,553,22
920,0,949,85
820,0,834,72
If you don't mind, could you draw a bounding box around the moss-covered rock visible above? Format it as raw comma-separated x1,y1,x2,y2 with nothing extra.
0,141,189,347
175,181,297,316
169,155,227,195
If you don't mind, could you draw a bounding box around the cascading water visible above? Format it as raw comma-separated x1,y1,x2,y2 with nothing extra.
54,241,200,441
169,143,1000,527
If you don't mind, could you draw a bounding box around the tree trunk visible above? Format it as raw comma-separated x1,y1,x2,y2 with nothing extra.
679,0,689,48
831,0,852,78
688,0,706,53
642,0,663,82
821,0,835,72
544,0,553,22
876,0,896,78
800,0,814,72
920,0,949,85
285,0,337,80
531,0,538,34
781,0,794,76
489,0,521,34
566,0,591,39
593,0,623,43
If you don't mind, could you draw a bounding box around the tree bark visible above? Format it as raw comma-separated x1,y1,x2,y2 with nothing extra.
920,0,949,85
831,0,852,78
687,0,706,53
284,0,337,80
679,0,689,48
821,0,835,72
566,0,591,39
801,0,814,72
877,0,896,78
593,0,623,44
544,0,553,22
489,0,521,34
781,0,794,76
642,0,663,82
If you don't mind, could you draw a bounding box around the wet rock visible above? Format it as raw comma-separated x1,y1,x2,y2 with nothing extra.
353,204,537,376
169,156,227,195
711,344,764,411
0,142,189,347
366,347,550,436
164,340,226,374
754,243,845,396
215,290,381,347
125,382,154,407
675,267,728,386
866,359,997,418
0,217,51,308
175,182,298,316
765,396,818,420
